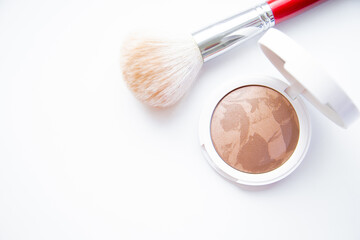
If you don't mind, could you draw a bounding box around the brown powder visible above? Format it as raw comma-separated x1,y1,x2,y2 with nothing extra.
210,85,300,174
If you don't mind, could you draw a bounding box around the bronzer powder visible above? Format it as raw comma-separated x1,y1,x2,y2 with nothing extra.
210,85,300,174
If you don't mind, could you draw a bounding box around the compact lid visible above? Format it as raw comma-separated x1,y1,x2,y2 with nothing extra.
258,29,359,128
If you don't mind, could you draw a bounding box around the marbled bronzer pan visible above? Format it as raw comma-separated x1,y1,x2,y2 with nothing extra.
210,85,300,174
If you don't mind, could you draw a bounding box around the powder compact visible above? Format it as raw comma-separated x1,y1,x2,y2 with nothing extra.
199,29,359,186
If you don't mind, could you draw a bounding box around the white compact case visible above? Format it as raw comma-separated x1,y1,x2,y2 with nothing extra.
199,29,359,186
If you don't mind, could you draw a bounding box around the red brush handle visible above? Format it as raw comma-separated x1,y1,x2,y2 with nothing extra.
267,0,325,24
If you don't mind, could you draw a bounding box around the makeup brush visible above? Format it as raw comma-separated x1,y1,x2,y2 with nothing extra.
121,0,325,107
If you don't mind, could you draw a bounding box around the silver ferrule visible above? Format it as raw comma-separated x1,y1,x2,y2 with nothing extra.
192,2,275,62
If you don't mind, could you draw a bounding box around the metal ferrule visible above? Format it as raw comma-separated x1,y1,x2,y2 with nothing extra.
192,2,275,62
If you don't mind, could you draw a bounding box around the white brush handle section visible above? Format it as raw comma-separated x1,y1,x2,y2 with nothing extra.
192,2,275,62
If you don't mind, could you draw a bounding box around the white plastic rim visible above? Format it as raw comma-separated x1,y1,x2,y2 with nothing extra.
199,76,311,186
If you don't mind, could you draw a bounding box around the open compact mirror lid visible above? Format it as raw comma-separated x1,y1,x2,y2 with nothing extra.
258,29,359,128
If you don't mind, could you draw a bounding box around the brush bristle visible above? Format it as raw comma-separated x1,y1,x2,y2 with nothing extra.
121,32,203,108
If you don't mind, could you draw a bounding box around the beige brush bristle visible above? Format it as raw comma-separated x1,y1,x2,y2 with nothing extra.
121,32,203,108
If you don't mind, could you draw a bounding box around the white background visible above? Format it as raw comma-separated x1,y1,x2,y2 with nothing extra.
1,0,360,239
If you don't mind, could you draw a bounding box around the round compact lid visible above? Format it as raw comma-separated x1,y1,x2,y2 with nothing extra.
258,29,359,128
